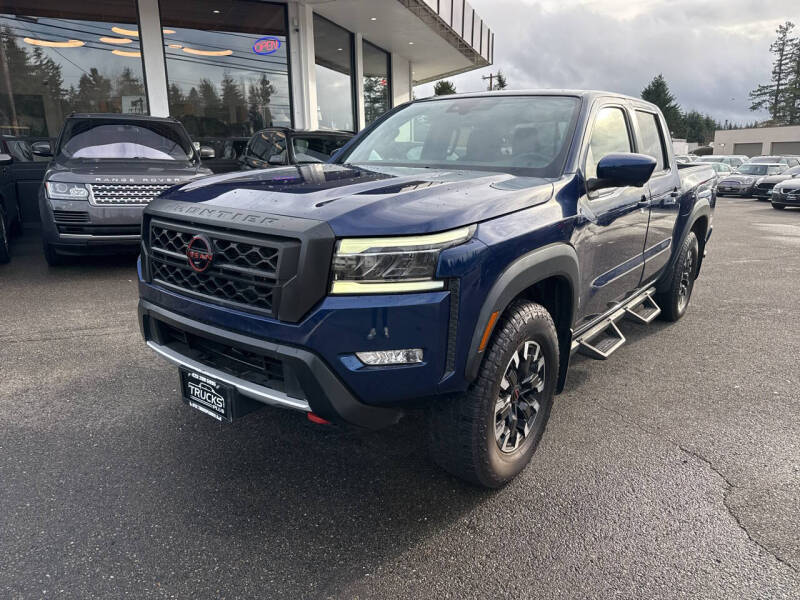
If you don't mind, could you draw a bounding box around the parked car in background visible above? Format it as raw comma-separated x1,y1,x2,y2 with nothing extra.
38,114,213,265
708,162,734,182
753,165,800,200
241,128,353,169
716,163,786,197
137,90,715,487
697,155,748,168
675,154,694,164
771,177,800,210
746,155,800,167
192,137,249,174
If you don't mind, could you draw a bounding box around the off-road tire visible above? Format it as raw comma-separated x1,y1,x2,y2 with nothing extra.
656,230,699,322
428,301,558,488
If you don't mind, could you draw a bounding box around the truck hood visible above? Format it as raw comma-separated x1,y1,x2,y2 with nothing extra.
157,163,554,236
46,159,211,184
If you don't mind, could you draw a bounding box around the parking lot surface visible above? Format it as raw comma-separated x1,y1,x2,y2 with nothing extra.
1,198,799,599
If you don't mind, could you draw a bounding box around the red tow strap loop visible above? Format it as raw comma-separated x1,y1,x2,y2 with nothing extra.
307,412,331,425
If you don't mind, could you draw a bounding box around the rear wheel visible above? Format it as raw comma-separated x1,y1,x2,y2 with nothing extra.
0,209,10,264
657,230,699,322
428,301,558,488
772,203,786,210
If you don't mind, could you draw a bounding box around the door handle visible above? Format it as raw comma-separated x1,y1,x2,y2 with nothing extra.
637,195,651,208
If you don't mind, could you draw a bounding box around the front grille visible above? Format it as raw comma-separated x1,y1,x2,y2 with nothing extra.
158,320,286,391
90,183,173,205
147,219,300,317
53,210,89,223
756,183,775,191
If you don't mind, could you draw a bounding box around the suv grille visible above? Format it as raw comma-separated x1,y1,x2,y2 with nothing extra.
148,219,300,317
90,183,173,205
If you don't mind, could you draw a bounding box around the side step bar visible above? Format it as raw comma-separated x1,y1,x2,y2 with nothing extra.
572,287,660,360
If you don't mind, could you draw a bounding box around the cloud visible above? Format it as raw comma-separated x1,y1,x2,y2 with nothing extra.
415,0,796,124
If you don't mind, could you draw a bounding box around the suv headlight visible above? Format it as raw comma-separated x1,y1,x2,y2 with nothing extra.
743,177,755,184
45,182,90,200
330,226,473,294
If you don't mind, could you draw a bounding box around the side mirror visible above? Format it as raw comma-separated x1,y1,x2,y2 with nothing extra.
0,152,12,165
31,141,53,157
199,146,215,159
588,152,656,191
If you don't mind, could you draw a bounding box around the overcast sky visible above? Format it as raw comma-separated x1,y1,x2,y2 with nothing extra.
414,0,797,124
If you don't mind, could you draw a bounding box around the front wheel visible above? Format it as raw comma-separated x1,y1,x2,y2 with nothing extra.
428,301,558,488
657,230,699,322
772,203,786,210
0,210,11,264
43,242,70,266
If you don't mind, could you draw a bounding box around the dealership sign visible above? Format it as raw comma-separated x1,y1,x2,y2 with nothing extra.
253,37,281,55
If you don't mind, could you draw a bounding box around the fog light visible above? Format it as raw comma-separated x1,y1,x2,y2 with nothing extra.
355,349,423,365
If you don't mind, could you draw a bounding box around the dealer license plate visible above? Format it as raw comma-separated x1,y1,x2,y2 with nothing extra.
180,368,233,422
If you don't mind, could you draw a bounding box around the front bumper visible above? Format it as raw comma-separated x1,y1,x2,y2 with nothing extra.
771,191,800,206
139,299,403,428
753,185,776,198
39,194,144,253
716,182,755,196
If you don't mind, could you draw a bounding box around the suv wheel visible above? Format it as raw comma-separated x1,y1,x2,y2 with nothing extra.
771,203,785,210
43,241,69,266
428,301,558,488
657,230,699,322
0,209,11,264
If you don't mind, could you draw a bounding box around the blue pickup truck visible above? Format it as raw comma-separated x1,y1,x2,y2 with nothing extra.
138,90,715,487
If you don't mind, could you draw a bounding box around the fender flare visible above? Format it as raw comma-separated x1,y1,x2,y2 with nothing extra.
657,196,712,292
464,243,580,382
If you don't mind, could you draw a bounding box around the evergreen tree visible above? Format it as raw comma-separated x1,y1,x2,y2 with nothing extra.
433,80,456,95
168,83,185,107
73,68,112,112
198,79,221,116
247,73,276,131
494,71,508,91
749,21,796,125
220,72,245,128
641,74,683,135
786,35,800,124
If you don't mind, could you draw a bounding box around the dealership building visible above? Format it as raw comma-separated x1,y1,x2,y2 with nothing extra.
712,125,800,157
0,0,492,148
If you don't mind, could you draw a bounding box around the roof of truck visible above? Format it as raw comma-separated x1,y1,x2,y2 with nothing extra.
419,89,652,105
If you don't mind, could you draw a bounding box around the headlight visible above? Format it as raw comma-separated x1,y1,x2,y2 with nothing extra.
330,226,473,294
743,177,754,184
45,182,90,200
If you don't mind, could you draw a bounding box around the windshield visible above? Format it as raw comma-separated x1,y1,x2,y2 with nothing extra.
292,135,350,163
711,163,729,172
737,164,781,175
58,119,194,161
341,96,581,177
747,156,780,164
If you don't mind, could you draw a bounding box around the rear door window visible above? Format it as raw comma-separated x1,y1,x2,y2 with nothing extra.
635,111,668,172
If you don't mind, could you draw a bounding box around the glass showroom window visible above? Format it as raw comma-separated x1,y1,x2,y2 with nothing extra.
0,0,147,139
160,0,291,145
362,40,390,126
313,15,354,132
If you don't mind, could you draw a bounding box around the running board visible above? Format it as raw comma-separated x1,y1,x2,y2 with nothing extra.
624,292,661,324
577,321,625,360
571,287,660,360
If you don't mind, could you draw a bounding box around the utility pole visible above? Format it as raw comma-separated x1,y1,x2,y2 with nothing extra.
482,72,495,91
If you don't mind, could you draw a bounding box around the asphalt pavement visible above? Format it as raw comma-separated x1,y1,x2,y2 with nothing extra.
1,197,798,599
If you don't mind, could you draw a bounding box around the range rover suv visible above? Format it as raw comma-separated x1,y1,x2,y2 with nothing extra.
38,114,212,265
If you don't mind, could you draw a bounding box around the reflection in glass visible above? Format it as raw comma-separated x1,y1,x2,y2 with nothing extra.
313,15,354,132
160,0,291,142
0,0,147,138
362,40,390,126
